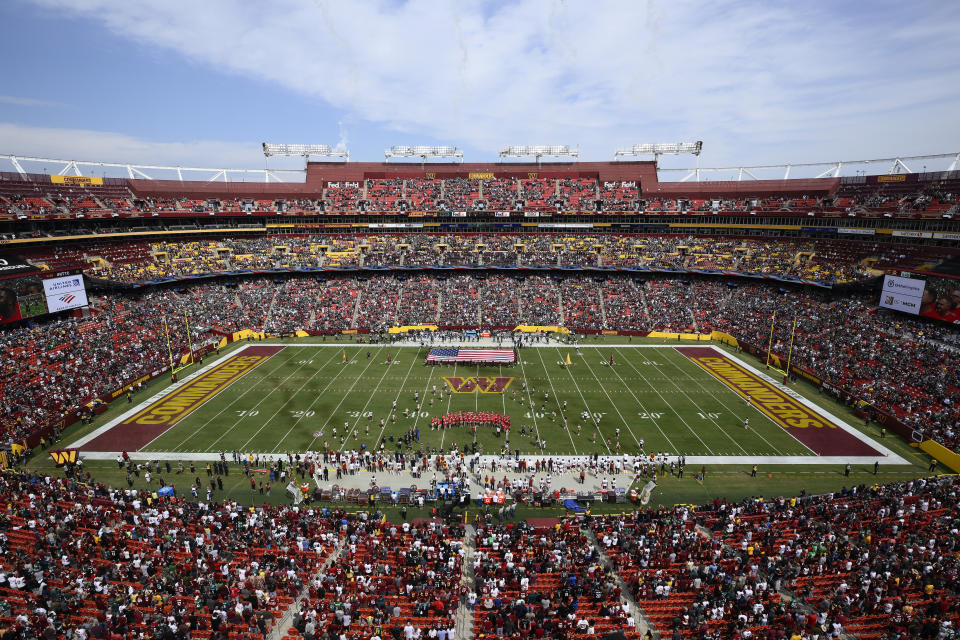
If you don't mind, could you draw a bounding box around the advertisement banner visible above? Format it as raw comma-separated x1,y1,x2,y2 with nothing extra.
837,228,876,235
877,174,906,182
0,255,40,278
790,366,822,386
879,274,925,315
891,230,933,239
50,175,104,186
42,273,89,313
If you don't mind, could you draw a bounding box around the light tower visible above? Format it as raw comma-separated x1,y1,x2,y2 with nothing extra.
384,146,464,164
614,141,703,164
498,145,579,166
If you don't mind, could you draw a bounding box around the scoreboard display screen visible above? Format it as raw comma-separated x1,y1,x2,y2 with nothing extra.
42,273,89,313
0,262,89,325
0,275,47,323
878,274,925,315
880,272,960,324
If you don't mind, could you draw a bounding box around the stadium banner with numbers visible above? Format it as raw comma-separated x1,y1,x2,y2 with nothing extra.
50,175,104,186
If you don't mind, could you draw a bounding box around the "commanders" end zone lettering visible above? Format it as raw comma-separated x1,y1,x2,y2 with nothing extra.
123,355,268,427
689,356,834,430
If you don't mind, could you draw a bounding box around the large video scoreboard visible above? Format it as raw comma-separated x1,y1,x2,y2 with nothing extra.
0,256,89,324
880,272,960,324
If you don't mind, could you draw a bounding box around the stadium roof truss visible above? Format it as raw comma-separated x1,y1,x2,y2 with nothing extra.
659,151,960,182
1,153,307,183
2,149,958,183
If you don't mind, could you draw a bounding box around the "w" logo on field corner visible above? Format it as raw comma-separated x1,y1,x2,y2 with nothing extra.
442,376,514,394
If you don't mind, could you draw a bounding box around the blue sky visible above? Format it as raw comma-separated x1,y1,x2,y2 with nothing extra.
0,0,958,176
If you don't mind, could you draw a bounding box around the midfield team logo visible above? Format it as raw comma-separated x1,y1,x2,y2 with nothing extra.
442,376,513,394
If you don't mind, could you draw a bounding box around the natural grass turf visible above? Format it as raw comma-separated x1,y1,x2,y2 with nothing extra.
135,344,815,457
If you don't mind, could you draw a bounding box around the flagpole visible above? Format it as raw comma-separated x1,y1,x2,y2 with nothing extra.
765,311,777,369
784,314,799,383
184,311,195,367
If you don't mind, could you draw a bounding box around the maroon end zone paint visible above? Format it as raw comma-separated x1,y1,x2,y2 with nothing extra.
677,347,882,456
80,345,285,452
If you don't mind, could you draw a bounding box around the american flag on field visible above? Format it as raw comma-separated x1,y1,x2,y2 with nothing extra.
426,347,516,364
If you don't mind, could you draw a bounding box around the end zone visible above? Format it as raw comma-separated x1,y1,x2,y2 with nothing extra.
73,345,284,452
677,346,902,460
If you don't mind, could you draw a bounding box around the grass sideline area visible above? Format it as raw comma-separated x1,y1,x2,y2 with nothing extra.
21,456,934,518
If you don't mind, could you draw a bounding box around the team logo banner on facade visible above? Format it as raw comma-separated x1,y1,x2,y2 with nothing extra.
49,449,78,466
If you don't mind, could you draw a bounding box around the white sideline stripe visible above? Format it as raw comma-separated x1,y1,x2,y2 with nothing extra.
256,341,676,348
66,345,265,450
75,451,909,466
703,346,906,464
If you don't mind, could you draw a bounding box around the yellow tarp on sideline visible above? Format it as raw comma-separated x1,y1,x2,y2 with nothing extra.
388,325,438,334
513,325,570,334
648,331,710,341
920,440,960,474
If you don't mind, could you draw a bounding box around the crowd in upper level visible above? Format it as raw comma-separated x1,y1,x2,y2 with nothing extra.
14,233,946,285
2,172,958,219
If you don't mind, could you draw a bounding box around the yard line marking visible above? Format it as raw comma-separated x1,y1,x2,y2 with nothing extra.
534,347,584,455
374,348,422,450
498,363,508,428
267,348,377,453
632,347,749,455
517,349,549,454
600,356,679,453
332,348,405,453
150,347,302,453
576,350,651,453
439,363,459,452
616,347,713,454
303,346,387,452
666,349,791,456
227,347,350,452
166,346,303,452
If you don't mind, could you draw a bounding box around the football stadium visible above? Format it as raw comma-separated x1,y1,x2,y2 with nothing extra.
1,3,960,640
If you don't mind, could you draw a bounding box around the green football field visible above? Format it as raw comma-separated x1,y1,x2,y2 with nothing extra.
136,344,816,458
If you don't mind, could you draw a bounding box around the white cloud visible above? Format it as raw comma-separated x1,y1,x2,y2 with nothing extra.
17,0,960,166
0,95,68,108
